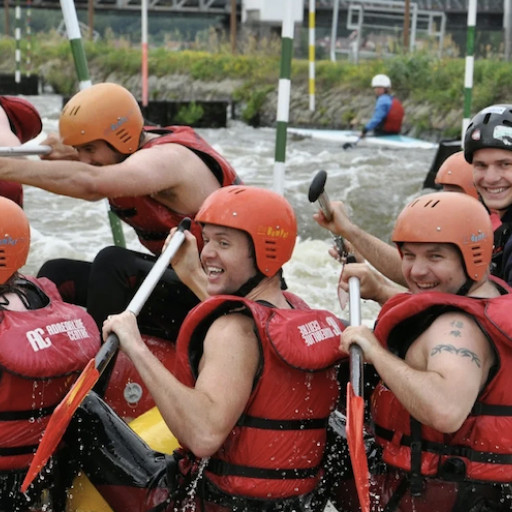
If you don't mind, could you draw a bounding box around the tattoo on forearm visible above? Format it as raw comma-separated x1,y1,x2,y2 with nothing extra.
430,344,481,368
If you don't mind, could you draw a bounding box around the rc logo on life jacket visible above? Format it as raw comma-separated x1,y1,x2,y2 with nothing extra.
26,319,91,352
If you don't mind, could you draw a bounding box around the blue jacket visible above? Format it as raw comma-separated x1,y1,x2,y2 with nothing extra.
365,93,393,132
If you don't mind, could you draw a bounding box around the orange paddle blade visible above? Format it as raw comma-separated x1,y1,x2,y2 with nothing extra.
346,381,370,512
21,359,100,493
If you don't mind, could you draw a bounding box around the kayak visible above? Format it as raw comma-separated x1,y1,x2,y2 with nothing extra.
288,127,437,150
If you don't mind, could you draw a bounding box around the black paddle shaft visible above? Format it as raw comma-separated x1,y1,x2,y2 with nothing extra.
95,217,192,374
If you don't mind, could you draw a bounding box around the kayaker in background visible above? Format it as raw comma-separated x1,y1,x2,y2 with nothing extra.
0,95,43,207
340,192,512,511
64,186,346,512
0,83,241,346
464,104,512,285
0,197,99,512
360,74,404,138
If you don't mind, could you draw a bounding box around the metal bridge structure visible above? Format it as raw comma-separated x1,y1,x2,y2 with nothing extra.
14,0,506,15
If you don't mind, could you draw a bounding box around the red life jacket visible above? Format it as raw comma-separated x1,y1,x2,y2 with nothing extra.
0,277,100,470
371,289,512,483
383,97,404,134
109,126,241,255
0,181,22,207
0,96,42,143
103,335,176,422
0,96,41,208
173,292,346,501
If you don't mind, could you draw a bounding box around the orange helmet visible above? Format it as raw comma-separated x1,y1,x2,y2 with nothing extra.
435,151,478,199
392,192,492,281
59,83,143,154
0,197,30,284
195,186,297,277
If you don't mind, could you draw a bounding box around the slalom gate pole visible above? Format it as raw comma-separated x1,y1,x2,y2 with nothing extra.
308,0,315,112
59,0,126,248
273,0,294,196
462,0,477,138
15,1,21,85
141,0,148,107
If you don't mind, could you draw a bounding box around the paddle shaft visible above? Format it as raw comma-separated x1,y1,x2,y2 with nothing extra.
0,145,51,157
348,277,364,397
95,217,191,374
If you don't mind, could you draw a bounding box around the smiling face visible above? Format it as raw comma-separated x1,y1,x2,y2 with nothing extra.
74,140,124,166
400,242,467,294
200,224,258,296
472,147,512,215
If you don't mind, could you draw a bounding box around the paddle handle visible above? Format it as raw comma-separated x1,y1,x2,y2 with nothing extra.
94,217,191,370
308,170,348,258
349,276,364,398
0,144,51,157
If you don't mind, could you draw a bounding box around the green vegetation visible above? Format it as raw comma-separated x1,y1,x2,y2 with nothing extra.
1,31,510,137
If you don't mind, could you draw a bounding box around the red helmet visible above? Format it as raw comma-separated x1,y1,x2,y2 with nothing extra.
0,197,30,283
435,151,478,199
392,192,492,281
195,186,297,277
59,83,143,154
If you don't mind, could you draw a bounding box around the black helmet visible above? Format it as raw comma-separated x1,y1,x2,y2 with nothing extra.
464,104,512,163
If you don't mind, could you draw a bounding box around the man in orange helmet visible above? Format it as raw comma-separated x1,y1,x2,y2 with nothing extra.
62,186,346,511
434,150,479,199
314,151,481,290
338,192,512,511
0,197,99,511
0,83,241,347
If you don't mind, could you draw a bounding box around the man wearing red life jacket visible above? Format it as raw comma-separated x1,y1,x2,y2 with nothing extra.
0,96,43,207
0,83,241,347
339,192,512,511
0,197,100,511
360,74,404,138
63,186,347,511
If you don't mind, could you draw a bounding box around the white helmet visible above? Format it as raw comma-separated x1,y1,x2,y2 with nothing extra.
371,74,391,88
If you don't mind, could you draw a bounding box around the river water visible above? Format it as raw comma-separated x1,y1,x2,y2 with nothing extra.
22,94,437,325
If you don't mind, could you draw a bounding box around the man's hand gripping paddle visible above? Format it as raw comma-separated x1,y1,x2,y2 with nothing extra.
308,170,370,511
308,169,352,309
21,218,192,493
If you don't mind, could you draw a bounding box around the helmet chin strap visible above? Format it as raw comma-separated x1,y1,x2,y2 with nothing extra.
232,271,266,298
456,276,474,296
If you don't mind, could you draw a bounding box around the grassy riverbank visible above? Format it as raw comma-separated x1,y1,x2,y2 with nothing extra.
1,32,510,138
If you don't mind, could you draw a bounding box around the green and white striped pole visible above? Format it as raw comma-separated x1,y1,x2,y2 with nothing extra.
462,0,476,139
59,0,126,248
308,0,315,112
273,0,294,196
